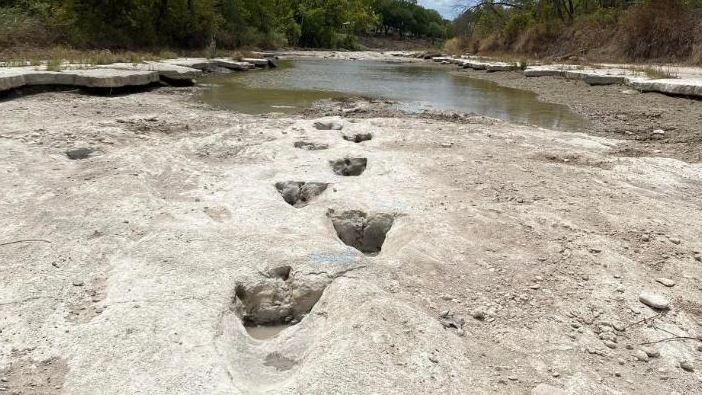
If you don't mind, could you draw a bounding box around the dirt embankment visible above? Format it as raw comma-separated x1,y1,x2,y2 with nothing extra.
0,66,701,394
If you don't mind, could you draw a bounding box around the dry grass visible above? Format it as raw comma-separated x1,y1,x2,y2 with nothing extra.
0,47,182,68
465,1,702,66
632,65,680,80
230,50,257,61
619,0,696,62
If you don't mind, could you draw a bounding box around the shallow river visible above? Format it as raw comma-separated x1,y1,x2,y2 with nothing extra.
200,59,587,131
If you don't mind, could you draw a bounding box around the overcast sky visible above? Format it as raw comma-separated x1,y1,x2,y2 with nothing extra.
418,0,460,19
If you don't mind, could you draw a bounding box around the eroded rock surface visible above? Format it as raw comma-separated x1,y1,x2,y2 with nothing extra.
328,210,395,255
342,133,372,143
232,267,329,326
293,141,328,150
329,158,367,176
275,181,329,207
65,147,98,160
2,68,702,395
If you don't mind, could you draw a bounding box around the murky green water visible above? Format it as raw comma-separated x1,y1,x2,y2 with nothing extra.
200,59,587,130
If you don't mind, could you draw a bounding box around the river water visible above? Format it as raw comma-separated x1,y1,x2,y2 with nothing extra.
200,59,587,131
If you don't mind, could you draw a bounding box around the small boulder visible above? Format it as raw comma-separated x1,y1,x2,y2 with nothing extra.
635,350,649,362
680,360,694,372
639,292,670,310
65,147,98,160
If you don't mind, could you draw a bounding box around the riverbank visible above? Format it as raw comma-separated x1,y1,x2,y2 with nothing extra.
451,66,702,163
1,53,702,394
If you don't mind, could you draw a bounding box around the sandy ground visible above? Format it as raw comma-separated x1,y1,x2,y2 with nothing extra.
453,68,702,163
1,73,702,395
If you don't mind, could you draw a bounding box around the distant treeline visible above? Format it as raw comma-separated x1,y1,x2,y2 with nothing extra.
0,0,451,50
449,0,702,63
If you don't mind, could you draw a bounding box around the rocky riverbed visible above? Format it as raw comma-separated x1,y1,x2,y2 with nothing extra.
1,54,701,394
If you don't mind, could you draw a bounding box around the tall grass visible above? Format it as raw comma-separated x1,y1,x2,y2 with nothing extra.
633,65,680,80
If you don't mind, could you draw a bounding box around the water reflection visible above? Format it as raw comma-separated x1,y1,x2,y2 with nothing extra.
200,59,587,131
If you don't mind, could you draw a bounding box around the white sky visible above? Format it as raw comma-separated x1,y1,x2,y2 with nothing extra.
418,0,460,19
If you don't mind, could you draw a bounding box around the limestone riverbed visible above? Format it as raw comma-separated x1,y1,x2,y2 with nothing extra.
1,53,702,394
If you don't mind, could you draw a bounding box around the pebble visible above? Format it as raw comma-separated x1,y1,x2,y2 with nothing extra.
652,129,666,135
680,360,694,372
639,292,670,310
644,348,660,358
694,254,701,262
604,341,617,349
471,308,487,321
635,350,649,362
72,281,85,287
655,278,676,287
668,237,681,245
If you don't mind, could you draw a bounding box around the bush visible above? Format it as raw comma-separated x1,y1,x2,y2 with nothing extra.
503,12,534,44
444,37,465,55
618,0,695,61
0,7,52,49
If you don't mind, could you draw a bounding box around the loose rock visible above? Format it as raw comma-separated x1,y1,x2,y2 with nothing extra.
65,148,98,160
635,350,649,362
639,292,671,310
655,278,676,287
680,360,694,372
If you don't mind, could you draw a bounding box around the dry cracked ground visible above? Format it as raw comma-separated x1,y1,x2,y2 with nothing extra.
0,84,701,394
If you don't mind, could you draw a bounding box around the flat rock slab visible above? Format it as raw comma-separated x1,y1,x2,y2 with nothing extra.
523,64,702,98
0,67,159,91
457,58,518,72
71,69,160,88
0,68,33,91
165,58,254,71
562,69,633,86
630,78,702,98
98,62,202,81
241,58,271,67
